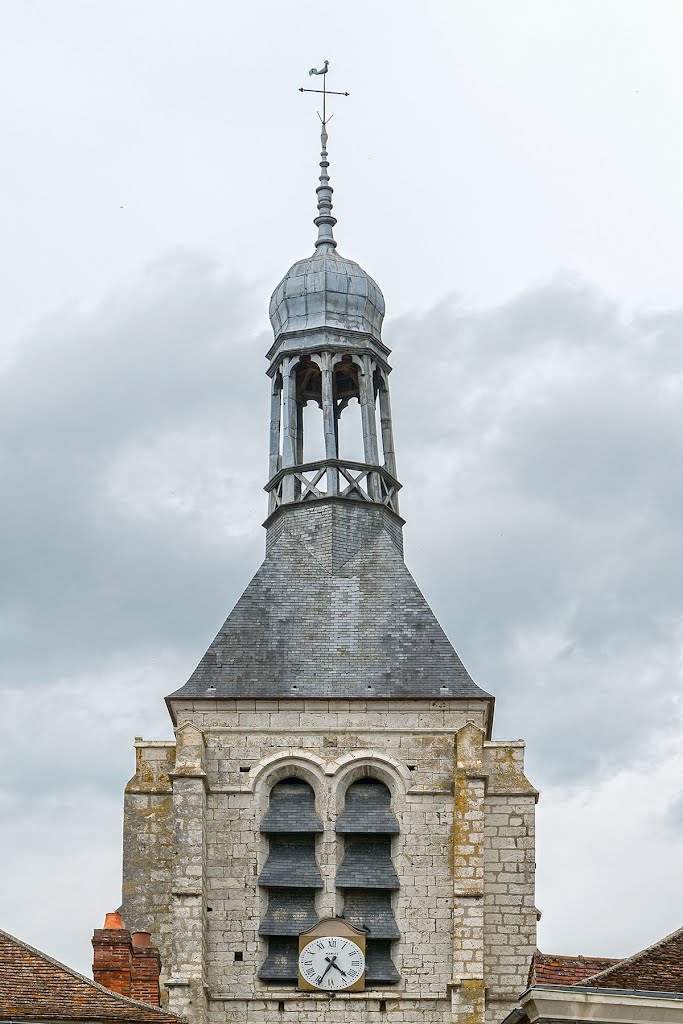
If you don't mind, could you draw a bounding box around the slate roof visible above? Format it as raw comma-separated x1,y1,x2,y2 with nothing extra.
258,890,319,936
337,836,400,890
0,928,182,1023
257,937,299,981
336,779,400,834
365,940,400,983
260,779,323,834
258,836,323,889
576,925,683,993
342,891,400,939
168,501,491,704
529,951,621,986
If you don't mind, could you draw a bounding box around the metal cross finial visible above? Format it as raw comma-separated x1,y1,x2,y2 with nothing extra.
299,60,349,125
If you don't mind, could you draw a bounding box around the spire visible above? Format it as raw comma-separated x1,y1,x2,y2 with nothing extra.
314,124,337,250
299,61,348,251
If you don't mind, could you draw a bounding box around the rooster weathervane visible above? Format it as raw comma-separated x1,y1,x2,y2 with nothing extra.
299,60,349,125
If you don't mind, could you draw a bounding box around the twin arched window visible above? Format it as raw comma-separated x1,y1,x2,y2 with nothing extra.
258,776,400,985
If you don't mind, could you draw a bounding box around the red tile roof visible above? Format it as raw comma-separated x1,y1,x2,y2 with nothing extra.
577,925,683,993
530,951,621,986
0,928,182,1022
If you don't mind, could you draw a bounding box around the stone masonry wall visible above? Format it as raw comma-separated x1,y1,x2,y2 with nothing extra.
122,700,536,1024
482,744,538,1024
123,740,175,992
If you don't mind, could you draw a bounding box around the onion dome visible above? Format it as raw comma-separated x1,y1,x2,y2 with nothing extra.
269,124,385,342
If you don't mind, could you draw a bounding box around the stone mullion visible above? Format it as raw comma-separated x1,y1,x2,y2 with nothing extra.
280,357,297,504
295,397,304,466
378,376,398,479
359,355,381,501
268,378,281,481
321,352,338,496
451,723,487,1024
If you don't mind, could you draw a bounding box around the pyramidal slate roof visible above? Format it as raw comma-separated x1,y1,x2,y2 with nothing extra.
168,501,490,705
0,928,182,1023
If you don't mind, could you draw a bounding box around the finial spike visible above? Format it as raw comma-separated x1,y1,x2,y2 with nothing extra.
300,62,349,251
314,123,337,250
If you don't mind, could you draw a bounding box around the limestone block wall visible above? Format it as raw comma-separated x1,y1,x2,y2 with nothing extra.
481,743,538,1024
122,700,537,1024
122,740,175,983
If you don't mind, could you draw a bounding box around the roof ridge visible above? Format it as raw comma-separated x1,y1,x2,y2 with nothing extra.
575,924,683,986
0,927,184,1021
334,520,388,573
275,521,335,577
538,952,620,963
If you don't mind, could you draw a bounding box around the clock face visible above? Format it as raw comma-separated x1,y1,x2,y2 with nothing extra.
298,935,365,990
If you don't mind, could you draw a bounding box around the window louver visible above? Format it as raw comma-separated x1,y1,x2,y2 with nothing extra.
258,779,321,982
336,779,400,984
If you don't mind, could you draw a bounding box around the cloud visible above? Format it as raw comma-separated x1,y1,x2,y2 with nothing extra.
0,251,268,684
390,274,683,784
2,259,682,970
537,740,683,957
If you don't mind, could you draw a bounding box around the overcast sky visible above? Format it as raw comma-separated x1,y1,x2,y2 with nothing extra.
1,0,682,978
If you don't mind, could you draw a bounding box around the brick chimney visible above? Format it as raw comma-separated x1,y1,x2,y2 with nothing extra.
92,913,161,1006
131,931,161,1006
92,913,133,997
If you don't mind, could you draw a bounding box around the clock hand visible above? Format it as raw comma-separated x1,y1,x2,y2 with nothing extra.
325,957,348,978
318,959,334,982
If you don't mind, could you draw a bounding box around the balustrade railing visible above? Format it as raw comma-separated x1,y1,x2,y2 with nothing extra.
266,458,401,516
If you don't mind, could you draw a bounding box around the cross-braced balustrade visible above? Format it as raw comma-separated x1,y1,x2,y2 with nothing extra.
266,351,400,517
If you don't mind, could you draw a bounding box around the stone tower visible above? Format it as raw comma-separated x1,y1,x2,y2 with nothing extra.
121,121,538,1024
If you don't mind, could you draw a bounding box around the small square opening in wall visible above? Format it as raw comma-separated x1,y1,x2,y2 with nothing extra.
277,1002,285,1013
407,764,417,771
234,951,243,962
239,766,250,773
379,1000,388,1013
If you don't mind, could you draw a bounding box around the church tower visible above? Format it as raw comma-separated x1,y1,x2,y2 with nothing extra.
121,111,538,1024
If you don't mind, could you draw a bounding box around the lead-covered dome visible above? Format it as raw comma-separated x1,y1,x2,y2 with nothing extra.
269,248,385,342
269,122,385,344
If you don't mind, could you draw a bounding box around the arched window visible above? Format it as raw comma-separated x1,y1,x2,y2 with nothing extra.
294,359,324,465
336,778,401,983
258,778,323,982
334,358,366,463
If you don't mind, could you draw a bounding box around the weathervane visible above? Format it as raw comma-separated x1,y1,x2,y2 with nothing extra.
299,60,349,125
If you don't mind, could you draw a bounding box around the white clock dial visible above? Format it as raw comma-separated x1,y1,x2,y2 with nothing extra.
298,935,365,990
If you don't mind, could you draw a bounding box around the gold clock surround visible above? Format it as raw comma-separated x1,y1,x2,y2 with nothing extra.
297,918,366,992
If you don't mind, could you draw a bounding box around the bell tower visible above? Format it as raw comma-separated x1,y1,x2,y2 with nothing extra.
120,87,538,1024
266,124,399,516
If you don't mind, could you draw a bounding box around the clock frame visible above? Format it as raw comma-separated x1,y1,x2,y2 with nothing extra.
297,917,366,992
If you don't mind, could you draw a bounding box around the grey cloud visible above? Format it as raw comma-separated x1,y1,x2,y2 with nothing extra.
0,252,268,683
2,265,682,801
2,260,683,972
389,274,683,784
